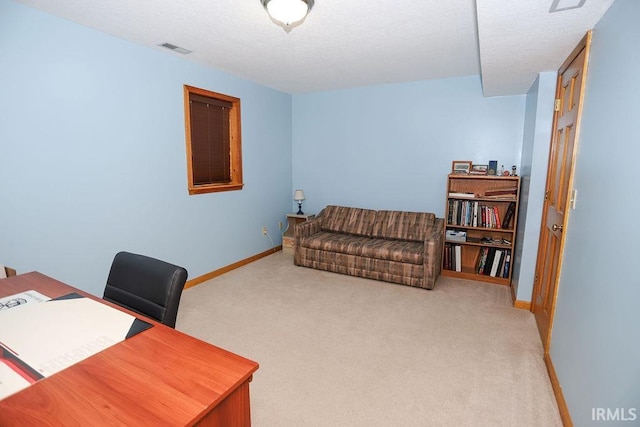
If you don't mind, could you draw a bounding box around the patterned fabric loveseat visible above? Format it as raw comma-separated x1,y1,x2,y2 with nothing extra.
294,205,444,290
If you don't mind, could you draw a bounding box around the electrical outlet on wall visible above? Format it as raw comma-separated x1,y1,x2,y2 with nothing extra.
262,226,267,235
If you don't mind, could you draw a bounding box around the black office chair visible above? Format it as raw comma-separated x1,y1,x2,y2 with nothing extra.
104,251,188,328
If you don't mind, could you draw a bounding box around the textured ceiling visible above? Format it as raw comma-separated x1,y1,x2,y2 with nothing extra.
477,0,615,96
13,0,615,96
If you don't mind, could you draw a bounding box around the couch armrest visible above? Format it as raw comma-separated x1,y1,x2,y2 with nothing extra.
422,218,444,289
294,217,322,266
423,217,444,247
295,217,322,242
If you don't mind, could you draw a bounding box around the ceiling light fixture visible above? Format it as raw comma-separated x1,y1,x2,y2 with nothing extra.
261,0,314,31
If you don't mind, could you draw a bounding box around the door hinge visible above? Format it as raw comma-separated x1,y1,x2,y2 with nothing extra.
554,99,561,112
544,190,550,201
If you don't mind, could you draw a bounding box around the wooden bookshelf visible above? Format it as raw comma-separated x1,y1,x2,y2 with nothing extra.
441,174,521,286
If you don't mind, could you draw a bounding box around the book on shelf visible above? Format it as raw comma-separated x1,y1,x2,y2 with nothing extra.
502,202,516,229
475,205,505,229
486,205,493,228
444,243,462,271
472,202,479,227
481,206,487,228
475,247,506,277
476,247,488,274
493,206,501,229
444,243,462,272
448,200,485,228
479,205,493,228
483,194,517,200
502,252,511,278
448,192,476,198
477,247,504,276
489,249,503,277
444,243,450,270
461,202,467,226
483,248,496,275
484,187,517,197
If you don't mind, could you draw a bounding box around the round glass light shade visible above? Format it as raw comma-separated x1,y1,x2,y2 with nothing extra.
265,0,312,26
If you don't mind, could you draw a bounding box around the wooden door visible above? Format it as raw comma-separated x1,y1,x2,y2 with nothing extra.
532,32,591,351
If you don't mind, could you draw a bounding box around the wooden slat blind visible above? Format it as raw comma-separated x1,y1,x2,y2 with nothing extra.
189,95,232,184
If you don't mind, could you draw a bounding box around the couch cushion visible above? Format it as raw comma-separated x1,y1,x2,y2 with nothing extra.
359,239,424,264
300,232,370,255
299,232,424,265
371,210,435,242
320,205,377,237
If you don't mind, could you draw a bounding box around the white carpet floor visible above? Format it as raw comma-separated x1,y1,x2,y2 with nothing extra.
176,252,562,426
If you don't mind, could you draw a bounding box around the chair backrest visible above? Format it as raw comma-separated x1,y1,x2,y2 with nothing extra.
104,251,188,328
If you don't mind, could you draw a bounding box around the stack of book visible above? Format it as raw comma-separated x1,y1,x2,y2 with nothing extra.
448,192,476,198
483,187,517,199
447,200,514,229
476,248,511,278
443,243,462,272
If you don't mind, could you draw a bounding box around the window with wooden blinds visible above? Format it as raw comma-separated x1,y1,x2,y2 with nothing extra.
184,85,243,195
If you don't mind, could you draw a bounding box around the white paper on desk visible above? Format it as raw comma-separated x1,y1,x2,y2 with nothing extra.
0,290,50,311
0,360,32,400
0,297,136,378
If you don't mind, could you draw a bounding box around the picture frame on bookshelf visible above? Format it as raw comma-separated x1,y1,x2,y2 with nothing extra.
470,164,488,175
488,160,498,175
451,161,472,174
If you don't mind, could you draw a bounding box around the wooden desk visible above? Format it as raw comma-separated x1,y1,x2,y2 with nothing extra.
0,272,259,426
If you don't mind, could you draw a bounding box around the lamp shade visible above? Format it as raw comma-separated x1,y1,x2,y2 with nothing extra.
293,190,305,201
262,0,314,27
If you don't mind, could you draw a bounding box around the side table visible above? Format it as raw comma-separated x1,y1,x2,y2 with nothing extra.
282,213,315,253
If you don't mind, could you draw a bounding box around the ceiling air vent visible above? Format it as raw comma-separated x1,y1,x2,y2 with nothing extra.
159,42,192,55
549,0,586,13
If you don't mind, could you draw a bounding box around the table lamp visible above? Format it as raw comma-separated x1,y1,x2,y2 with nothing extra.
294,190,305,215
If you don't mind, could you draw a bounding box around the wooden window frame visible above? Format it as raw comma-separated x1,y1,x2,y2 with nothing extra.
184,85,243,195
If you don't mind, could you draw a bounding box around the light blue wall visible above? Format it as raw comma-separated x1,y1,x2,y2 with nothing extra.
4,0,635,422
0,0,292,296
513,72,556,301
292,76,526,216
550,0,640,424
